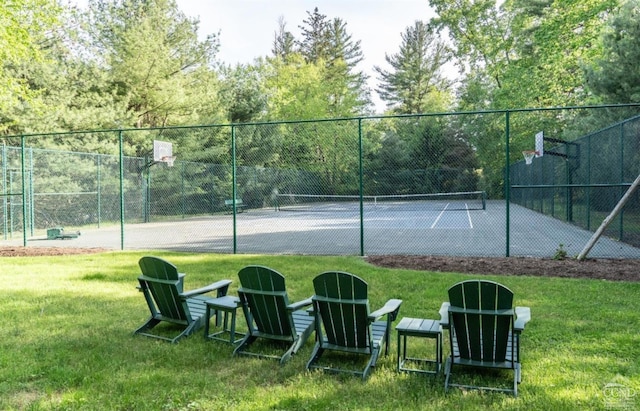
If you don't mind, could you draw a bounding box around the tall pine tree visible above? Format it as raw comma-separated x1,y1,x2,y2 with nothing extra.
586,0,640,103
374,20,451,114
297,8,332,63
88,0,220,130
271,17,296,61
296,7,370,115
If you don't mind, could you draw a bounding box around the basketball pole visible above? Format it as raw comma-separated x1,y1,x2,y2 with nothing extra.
577,172,640,260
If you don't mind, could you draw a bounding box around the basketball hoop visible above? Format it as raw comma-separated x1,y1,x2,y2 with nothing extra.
161,156,176,167
522,151,538,165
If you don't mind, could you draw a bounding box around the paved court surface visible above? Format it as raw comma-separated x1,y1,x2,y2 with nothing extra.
5,200,640,258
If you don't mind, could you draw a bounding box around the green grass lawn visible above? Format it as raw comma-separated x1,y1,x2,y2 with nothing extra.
1,252,638,410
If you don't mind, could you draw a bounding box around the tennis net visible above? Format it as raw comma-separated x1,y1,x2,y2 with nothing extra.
274,191,486,212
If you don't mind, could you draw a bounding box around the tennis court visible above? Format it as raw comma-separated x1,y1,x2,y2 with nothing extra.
5,107,640,260
12,196,640,258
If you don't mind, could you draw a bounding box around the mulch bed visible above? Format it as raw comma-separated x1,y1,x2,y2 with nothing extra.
0,246,107,257
2,247,638,282
366,255,640,282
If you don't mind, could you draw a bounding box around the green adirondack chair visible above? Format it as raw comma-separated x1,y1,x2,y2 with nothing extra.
233,265,315,364
306,271,402,380
135,256,232,343
440,280,531,396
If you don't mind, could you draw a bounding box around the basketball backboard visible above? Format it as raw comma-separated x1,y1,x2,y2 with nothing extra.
153,140,174,164
535,131,544,157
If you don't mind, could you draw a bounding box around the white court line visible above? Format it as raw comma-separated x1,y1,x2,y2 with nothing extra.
430,203,474,229
430,203,450,228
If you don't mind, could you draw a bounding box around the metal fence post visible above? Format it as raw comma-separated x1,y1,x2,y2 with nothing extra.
97,154,102,228
20,135,27,246
358,118,364,256
181,161,186,219
119,130,125,250
28,147,34,236
2,143,7,240
619,121,625,239
505,111,510,257
231,125,237,254
566,154,572,222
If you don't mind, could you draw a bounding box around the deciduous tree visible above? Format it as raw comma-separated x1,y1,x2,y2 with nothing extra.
0,0,60,132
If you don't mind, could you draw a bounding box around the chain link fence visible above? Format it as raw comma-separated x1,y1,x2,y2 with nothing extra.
2,105,640,258
511,112,640,250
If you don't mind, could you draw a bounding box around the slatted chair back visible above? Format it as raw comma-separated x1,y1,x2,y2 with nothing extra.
237,266,296,339
138,256,189,323
312,271,371,350
448,280,514,363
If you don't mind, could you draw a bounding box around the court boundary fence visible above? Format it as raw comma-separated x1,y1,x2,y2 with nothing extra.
3,103,640,257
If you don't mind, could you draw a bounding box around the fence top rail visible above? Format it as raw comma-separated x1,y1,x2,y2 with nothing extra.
5,103,640,140
511,183,633,189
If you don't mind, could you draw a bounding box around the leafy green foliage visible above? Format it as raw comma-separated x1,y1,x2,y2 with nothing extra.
553,243,568,260
88,0,221,132
0,0,61,132
586,0,640,103
2,0,639,205
500,0,617,108
429,0,623,195
431,0,512,90
219,64,267,123
265,54,329,120
365,117,478,195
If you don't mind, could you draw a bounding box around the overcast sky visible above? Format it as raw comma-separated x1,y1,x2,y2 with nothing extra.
74,1,437,113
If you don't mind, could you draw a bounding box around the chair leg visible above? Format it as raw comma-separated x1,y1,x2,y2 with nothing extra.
293,315,315,355
289,328,311,357
280,341,297,365
134,317,160,335
397,333,403,372
180,319,201,340
362,347,380,380
306,343,324,371
443,357,452,393
513,363,521,397
233,335,257,357
369,346,382,368
134,318,191,344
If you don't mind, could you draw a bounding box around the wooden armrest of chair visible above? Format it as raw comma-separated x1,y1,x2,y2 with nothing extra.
369,298,402,321
439,302,450,328
514,306,531,331
182,279,232,298
138,275,181,286
288,297,313,311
